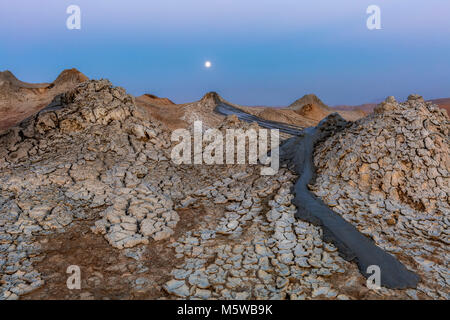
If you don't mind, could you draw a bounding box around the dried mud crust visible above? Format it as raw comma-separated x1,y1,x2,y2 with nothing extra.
311,95,449,299
161,171,427,300
0,79,269,299
22,206,216,300
0,80,447,300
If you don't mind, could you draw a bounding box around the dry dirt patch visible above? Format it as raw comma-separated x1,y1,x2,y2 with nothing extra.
22,206,215,300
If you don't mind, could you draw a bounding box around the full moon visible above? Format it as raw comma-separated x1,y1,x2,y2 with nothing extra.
205,61,212,68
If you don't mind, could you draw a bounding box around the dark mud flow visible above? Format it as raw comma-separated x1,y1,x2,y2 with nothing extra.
280,115,419,289
215,103,420,289
214,102,305,136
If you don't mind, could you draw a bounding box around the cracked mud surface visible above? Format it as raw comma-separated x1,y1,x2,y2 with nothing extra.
0,80,448,300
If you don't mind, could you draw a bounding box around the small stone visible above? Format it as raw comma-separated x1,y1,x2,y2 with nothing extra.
257,270,273,283
188,272,210,289
152,227,174,241
195,288,212,299
276,277,289,289
235,292,250,300
312,287,330,298
255,244,270,256
164,280,190,297
227,220,239,230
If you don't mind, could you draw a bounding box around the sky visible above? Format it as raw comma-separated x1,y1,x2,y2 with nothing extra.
0,0,449,106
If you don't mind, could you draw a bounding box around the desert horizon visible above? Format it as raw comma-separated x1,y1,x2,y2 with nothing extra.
1,68,449,133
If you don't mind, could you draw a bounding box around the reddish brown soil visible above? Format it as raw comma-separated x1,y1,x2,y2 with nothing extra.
22,206,215,300
135,94,187,130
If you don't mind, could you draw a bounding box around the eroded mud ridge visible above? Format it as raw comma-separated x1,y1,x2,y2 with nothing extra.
311,96,449,298
214,100,304,136
279,114,419,289
0,80,448,300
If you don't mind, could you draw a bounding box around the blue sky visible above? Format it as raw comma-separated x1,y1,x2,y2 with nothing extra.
1,0,449,105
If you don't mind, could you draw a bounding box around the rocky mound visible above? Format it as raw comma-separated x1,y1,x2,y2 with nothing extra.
135,94,186,130
289,94,328,111
179,92,228,128
287,94,333,121
285,94,364,122
314,95,449,213
335,98,450,117
0,69,88,131
255,108,317,127
0,71,50,89
52,68,88,87
311,95,449,299
0,80,179,247
137,94,175,106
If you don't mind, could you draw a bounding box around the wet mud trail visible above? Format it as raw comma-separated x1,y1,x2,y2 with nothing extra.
215,102,305,136
215,103,420,289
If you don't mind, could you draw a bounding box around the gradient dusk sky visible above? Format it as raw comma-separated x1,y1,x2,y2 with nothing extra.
1,0,449,106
